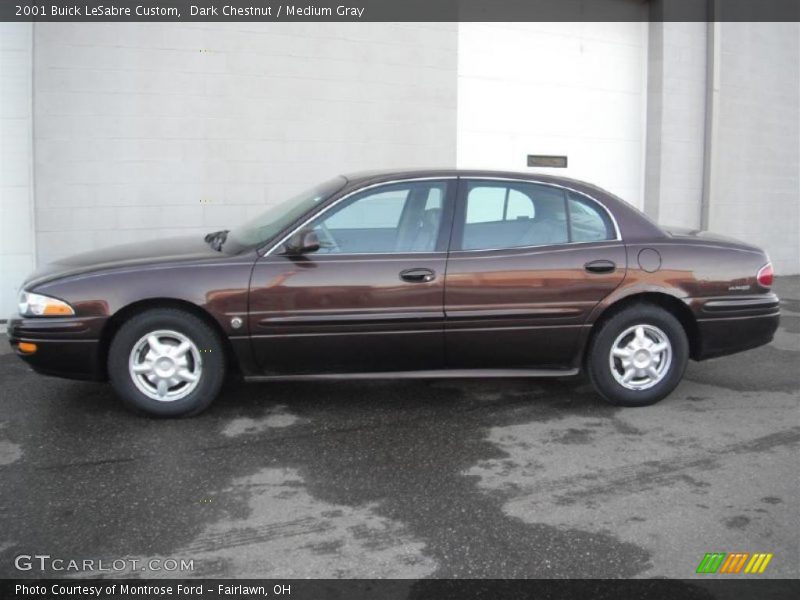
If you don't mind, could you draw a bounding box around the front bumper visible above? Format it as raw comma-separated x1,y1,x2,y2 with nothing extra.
7,315,106,380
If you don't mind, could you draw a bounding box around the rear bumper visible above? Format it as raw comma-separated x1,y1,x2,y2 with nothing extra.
7,315,105,380
693,294,780,360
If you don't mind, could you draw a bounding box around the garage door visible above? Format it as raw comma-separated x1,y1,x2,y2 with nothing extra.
457,22,649,209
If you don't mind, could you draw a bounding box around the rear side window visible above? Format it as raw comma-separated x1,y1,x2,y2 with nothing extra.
466,187,535,223
568,192,615,242
461,182,568,250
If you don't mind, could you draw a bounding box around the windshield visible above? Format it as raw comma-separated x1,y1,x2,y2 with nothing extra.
226,176,347,250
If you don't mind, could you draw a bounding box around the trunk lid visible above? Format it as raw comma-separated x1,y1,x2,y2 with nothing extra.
662,226,761,251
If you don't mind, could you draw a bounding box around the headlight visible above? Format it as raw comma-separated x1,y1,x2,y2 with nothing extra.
18,291,75,317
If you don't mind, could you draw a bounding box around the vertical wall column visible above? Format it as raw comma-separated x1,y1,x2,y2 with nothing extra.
0,23,36,317
646,17,799,274
705,22,800,274
644,21,708,229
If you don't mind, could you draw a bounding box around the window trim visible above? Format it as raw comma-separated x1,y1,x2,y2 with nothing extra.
264,175,621,257
264,177,458,257
452,177,621,253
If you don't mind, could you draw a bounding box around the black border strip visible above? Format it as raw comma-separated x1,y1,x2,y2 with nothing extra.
2,0,799,23
3,578,800,600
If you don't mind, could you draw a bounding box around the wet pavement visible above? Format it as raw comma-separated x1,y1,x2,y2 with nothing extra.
0,278,797,580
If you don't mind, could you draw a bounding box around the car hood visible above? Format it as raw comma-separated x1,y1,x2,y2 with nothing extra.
24,235,231,289
662,226,761,251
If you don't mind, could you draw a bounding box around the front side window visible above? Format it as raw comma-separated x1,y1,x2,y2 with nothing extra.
461,182,568,250
308,181,449,254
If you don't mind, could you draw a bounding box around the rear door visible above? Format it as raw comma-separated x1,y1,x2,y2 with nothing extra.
249,178,456,374
444,178,626,369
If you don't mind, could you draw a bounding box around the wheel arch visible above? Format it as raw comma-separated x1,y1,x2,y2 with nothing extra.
585,291,701,364
97,298,240,380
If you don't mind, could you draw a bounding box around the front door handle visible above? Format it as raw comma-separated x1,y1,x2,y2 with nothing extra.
400,268,436,283
584,260,616,274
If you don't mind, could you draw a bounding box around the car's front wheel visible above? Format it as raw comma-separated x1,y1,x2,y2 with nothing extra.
587,304,689,407
108,308,225,417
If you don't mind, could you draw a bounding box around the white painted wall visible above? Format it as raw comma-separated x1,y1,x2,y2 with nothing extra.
32,23,457,266
456,22,649,208
0,24,35,317
708,22,800,275
2,19,797,317
644,22,707,229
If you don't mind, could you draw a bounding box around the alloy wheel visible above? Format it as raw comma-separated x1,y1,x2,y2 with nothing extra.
608,324,672,391
128,329,203,401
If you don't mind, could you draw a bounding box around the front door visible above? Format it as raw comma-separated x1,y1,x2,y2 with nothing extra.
444,179,626,369
249,179,455,374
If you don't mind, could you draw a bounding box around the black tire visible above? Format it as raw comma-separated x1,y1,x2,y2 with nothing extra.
586,304,689,407
108,308,225,417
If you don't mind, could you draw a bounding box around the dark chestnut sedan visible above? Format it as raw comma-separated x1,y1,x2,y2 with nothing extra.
9,170,780,416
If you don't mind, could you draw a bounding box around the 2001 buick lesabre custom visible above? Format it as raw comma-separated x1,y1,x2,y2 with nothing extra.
8,170,780,416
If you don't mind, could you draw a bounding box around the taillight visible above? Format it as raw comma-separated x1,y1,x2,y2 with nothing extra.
757,263,774,288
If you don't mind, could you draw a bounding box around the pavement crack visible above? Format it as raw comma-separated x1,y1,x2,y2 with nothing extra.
180,517,335,554
506,428,800,505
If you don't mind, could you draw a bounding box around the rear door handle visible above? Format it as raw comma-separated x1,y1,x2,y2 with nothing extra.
584,260,616,274
400,268,436,283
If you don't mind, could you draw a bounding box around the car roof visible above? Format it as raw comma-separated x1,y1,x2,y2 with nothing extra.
342,168,600,191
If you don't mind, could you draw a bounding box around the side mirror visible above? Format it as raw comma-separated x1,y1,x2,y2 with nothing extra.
285,229,320,255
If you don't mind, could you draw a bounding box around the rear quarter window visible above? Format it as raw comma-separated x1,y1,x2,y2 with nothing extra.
568,192,615,242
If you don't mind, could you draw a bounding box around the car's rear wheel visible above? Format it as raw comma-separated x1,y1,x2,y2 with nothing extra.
108,308,225,417
587,304,688,407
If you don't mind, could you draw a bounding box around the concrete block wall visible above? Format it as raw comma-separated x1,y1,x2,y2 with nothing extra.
32,23,458,266
708,22,800,275
0,24,35,317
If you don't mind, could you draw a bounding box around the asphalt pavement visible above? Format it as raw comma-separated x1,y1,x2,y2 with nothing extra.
0,278,797,583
